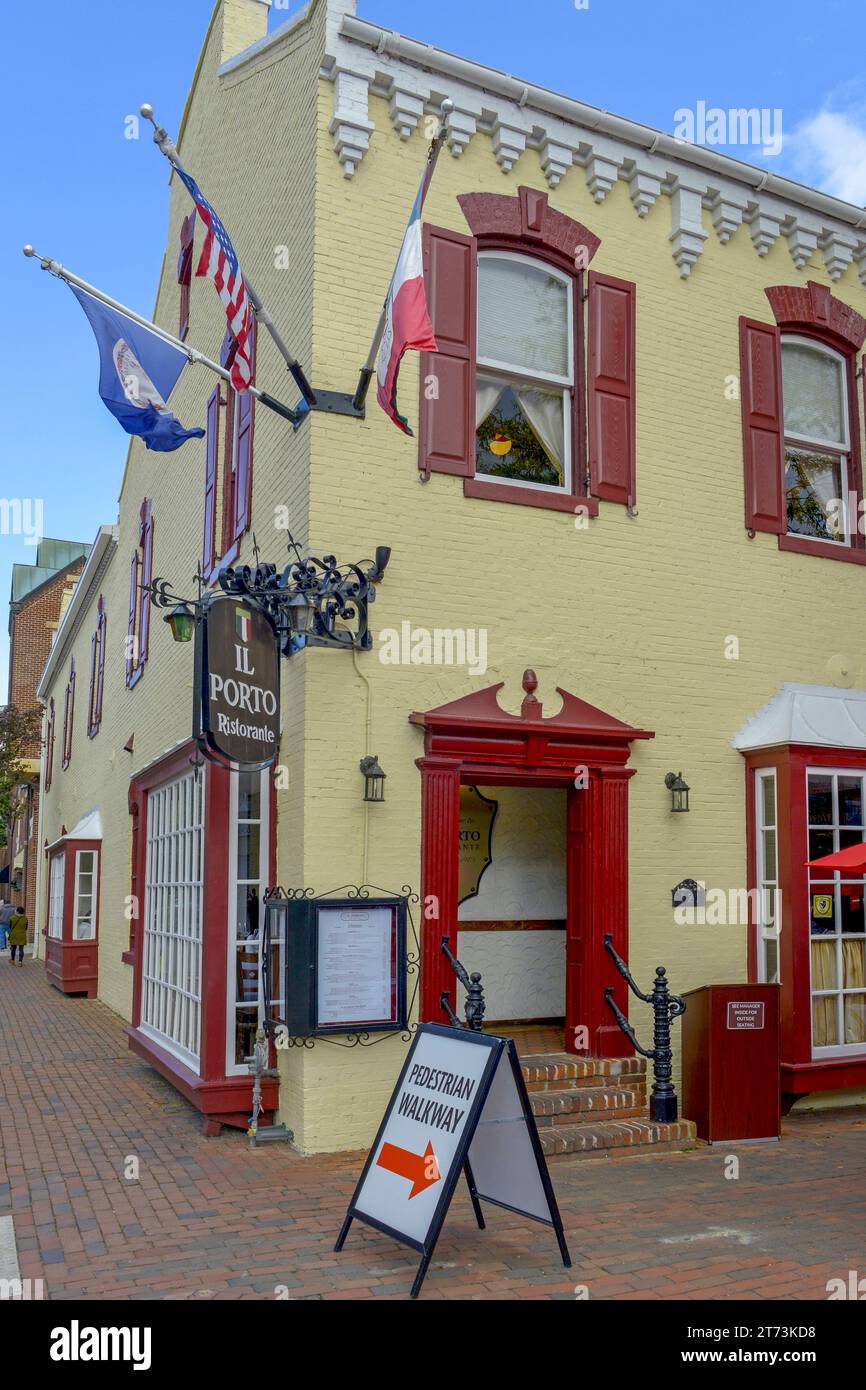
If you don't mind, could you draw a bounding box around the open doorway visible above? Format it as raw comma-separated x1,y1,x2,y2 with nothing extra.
457,784,566,1052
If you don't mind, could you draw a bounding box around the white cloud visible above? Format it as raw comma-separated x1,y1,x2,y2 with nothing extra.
786,105,866,204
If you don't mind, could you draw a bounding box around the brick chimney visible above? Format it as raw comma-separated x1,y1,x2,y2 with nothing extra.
220,0,271,65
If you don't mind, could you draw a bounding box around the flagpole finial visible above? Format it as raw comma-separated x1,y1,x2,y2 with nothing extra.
22,244,36,258
441,98,454,116
139,103,155,122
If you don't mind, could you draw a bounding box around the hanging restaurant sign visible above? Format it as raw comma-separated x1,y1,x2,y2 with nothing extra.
196,595,280,768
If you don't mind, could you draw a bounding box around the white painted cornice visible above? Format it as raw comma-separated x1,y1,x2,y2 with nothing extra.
37,526,118,703
318,6,866,287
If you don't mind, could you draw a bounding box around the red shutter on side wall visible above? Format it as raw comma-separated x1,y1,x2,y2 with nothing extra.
88,628,98,734
739,317,785,534
418,224,477,478
587,271,637,507
139,504,153,665
203,386,220,574
234,323,256,538
126,550,138,683
95,601,106,726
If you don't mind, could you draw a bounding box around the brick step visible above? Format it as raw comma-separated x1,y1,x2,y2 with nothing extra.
521,1052,647,1092
531,1085,646,1126
539,1117,698,1160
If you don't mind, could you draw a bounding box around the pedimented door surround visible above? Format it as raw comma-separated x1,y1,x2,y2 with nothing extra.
410,670,653,1055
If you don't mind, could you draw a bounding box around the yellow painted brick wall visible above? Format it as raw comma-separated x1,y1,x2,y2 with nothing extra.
35,0,866,1156
291,81,866,1151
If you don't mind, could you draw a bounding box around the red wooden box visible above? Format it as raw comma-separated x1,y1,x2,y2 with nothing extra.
681,984,781,1143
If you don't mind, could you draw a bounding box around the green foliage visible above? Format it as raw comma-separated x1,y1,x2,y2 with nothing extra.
0,705,42,848
476,388,561,487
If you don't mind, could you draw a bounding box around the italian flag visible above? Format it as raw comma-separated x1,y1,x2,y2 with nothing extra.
376,169,438,435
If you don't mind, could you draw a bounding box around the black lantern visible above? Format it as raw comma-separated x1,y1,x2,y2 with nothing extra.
360,755,386,802
665,771,690,813
286,589,315,638
164,602,195,643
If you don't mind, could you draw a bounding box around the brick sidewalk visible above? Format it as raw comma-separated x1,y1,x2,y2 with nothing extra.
1,952,865,1300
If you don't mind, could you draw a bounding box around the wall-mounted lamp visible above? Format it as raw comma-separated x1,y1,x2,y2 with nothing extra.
164,602,196,643
664,771,690,813
360,755,386,803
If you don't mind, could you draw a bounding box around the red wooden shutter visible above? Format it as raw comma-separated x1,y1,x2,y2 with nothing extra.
587,272,637,507
88,627,98,735
418,224,477,478
139,502,154,665
234,323,257,538
203,386,220,574
45,699,55,790
126,549,138,684
739,317,785,534
95,599,106,727
62,659,75,769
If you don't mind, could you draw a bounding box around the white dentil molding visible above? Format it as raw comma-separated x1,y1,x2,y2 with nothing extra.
312,3,866,288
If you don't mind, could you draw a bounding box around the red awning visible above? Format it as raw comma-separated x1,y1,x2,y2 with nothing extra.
808,842,866,872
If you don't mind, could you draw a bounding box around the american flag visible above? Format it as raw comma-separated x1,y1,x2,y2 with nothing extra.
175,167,254,392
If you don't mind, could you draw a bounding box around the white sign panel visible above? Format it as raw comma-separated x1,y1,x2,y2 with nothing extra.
469,1049,553,1222
317,905,395,1027
353,1028,496,1245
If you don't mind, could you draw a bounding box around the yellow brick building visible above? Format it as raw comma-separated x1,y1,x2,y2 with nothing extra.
35,0,866,1153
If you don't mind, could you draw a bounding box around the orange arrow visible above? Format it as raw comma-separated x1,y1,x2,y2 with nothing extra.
376,1140,441,1198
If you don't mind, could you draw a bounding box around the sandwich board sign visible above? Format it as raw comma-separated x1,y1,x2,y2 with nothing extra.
335,1022,571,1298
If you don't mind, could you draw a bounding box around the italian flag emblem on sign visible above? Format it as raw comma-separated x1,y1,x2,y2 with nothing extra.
235,608,251,643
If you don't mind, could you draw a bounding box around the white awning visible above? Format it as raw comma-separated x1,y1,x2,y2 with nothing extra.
732,684,866,752
46,809,103,853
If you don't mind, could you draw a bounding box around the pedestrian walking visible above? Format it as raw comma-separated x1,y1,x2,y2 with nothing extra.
9,904,28,966
0,898,13,951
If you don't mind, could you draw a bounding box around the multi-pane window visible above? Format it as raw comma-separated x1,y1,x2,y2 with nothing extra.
755,770,780,984
73,850,97,941
475,252,573,492
807,771,866,1051
141,771,204,1071
227,769,270,1072
782,338,850,544
48,853,65,939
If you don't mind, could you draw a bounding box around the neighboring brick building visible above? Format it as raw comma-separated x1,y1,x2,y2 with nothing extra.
33,0,866,1152
3,538,90,934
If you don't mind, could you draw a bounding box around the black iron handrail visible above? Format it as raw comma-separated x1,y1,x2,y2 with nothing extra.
603,933,686,1124
440,936,486,1031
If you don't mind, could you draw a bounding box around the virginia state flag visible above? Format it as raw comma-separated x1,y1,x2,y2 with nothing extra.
71,286,205,452
375,168,438,435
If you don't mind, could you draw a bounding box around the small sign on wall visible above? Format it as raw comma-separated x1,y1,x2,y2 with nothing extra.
458,787,497,906
726,1000,765,1030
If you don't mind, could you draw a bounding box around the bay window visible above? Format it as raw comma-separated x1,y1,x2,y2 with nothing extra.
48,853,65,939
755,769,780,984
807,771,866,1051
227,768,270,1073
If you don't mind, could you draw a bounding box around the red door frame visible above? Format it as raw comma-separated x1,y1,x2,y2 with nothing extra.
744,743,866,1096
127,738,278,1133
411,671,653,1055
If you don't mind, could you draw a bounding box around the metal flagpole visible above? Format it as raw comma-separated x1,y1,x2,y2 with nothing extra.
351,99,454,414
139,104,317,410
23,246,300,426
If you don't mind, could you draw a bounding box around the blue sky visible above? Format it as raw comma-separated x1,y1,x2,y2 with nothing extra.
3,0,864,699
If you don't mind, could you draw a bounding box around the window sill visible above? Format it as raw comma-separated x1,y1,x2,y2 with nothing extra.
121,949,135,967
463,477,599,516
206,538,241,588
127,663,145,690
778,535,866,565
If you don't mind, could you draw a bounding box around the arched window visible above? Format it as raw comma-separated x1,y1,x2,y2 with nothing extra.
781,337,851,544
475,252,574,492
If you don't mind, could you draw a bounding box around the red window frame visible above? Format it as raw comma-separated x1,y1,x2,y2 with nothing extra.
127,499,154,688
740,282,866,564
61,657,75,770
418,187,637,517
87,594,107,738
